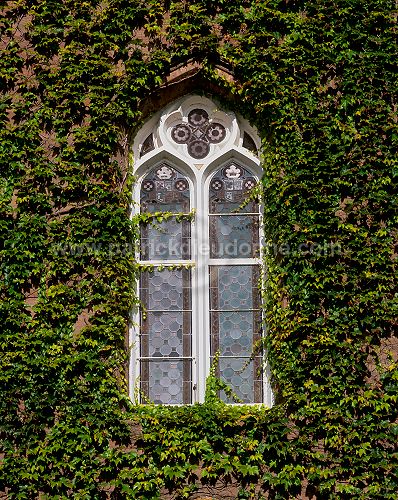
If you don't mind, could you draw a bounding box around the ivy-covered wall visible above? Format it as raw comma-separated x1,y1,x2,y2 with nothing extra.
1,0,397,498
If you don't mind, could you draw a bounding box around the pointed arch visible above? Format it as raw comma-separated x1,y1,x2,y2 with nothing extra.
130,94,273,406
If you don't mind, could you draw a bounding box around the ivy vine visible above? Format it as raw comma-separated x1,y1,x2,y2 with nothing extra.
1,0,397,498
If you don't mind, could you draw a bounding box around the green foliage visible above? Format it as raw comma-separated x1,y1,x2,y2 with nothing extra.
1,0,397,498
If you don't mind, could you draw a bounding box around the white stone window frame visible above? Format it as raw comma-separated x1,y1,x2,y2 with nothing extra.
129,95,273,406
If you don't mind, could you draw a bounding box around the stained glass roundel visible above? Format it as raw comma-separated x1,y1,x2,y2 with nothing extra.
171,124,191,143
188,109,208,126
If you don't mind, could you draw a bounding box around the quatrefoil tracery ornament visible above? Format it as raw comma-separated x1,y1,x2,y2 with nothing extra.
171,109,226,159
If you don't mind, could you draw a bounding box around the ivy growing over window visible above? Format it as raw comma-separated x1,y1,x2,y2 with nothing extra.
0,0,397,498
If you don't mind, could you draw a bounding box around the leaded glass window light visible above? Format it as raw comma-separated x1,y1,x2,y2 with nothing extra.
209,165,262,402
140,164,190,261
131,95,273,406
139,165,192,404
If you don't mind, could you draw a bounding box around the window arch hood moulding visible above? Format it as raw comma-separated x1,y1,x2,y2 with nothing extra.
137,60,237,120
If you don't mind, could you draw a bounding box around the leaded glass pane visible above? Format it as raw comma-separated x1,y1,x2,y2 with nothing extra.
210,311,261,356
140,164,190,260
209,265,262,404
140,133,155,157
142,311,187,357
141,164,190,211
210,266,260,311
211,357,262,403
242,132,258,155
209,164,259,259
141,217,190,260
209,163,258,214
140,268,191,311
171,108,226,159
141,360,191,405
209,215,259,258
140,268,192,404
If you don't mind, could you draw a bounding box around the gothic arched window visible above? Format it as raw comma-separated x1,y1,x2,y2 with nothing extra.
131,95,272,405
